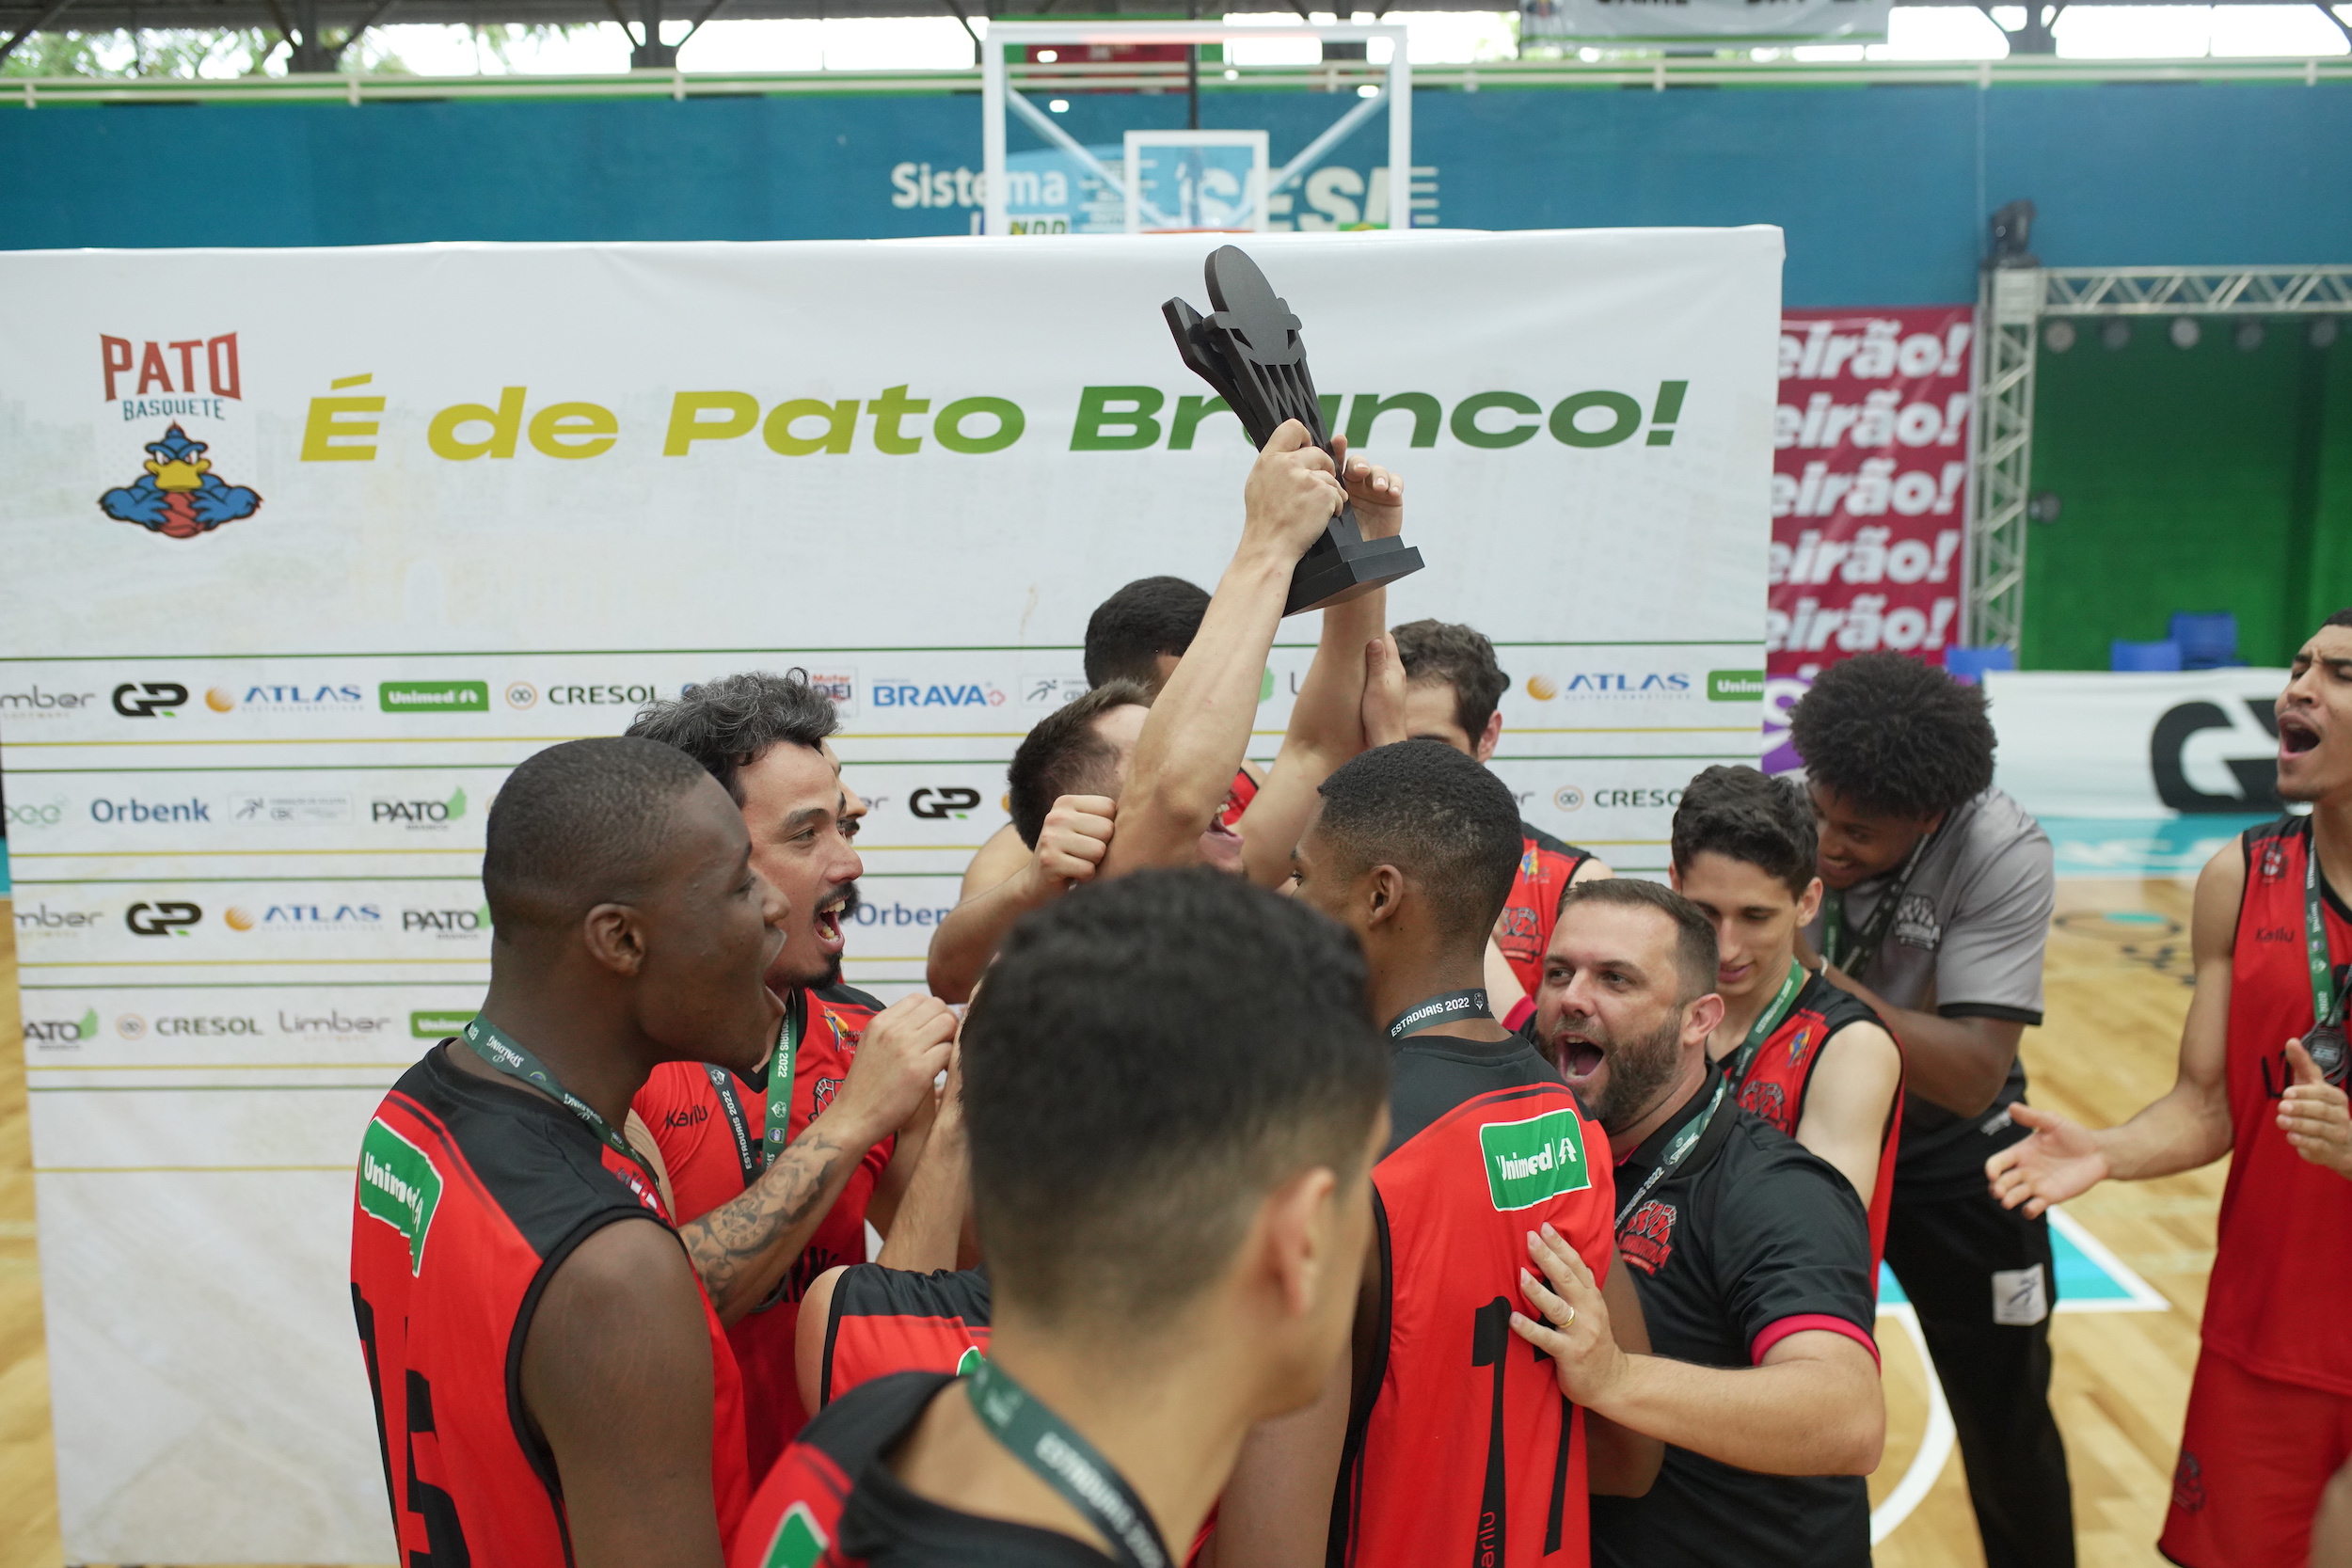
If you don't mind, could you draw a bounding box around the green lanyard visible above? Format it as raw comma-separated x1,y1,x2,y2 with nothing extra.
1723,958,1808,1085
1820,826,1938,981
460,1015,660,1188
704,989,805,1187
1614,1072,1730,1232
962,1356,1171,1568
2303,836,2349,1035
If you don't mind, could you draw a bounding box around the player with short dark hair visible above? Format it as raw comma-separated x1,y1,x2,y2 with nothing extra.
1216,740,1654,1568
1005,679,1153,852
1083,575,1216,689
1788,651,2070,1568
351,736,784,1567
1991,610,2352,1568
627,672,959,1471
731,868,1391,1568
1670,766,1904,1265
1520,877,1885,1568
1391,618,1611,1010
925,426,1406,1001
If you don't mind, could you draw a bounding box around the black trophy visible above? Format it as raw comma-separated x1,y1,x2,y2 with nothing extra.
1164,245,1425,616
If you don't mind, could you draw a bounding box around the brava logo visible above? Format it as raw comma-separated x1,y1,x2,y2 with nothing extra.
111,681,187,718
404,905,491,935
24,1008,99,1044
908,786,982,820
872,682,1006,709
373,788,468,826
125,901,201,935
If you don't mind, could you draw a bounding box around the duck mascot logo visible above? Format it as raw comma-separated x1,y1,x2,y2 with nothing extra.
99,424,262,538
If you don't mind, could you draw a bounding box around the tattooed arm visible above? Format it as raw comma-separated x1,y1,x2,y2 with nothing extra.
679,996,958,1324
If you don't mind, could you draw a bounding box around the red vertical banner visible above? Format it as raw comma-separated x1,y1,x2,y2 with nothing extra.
1767,307,1975,677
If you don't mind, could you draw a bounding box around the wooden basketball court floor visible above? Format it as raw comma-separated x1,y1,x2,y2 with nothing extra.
0,873,2219,1568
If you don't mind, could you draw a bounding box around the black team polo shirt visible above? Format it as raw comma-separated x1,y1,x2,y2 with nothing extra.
1591,1060,1879,1568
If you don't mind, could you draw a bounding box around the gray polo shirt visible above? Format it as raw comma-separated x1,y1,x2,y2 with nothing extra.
1799,786,2054,1196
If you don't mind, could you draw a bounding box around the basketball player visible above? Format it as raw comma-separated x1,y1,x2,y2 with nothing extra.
1788,651,2069,1568
350,736,779,1566
1391,619,1611,1015
628,673,959,1469
1524,879,1884,1568
926,428,1399,999
1216,740,1657,1568
1670,766,1904,1263
1989,610,2352,1568
730,869,1391,1568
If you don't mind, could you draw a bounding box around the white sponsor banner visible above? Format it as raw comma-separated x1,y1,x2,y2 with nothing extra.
1,228,1776,1560
1986,668,2291,819
1522,0,1892,42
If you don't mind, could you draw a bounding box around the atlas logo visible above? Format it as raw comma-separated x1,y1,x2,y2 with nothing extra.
229,903,382,928
111,681,187,718
872,682,1006,708
24,1008,99,1044
908,786,981,820
404,906,490,935
125,900,201,936
1,685,98,716
373,788,468,826
207,683,363,711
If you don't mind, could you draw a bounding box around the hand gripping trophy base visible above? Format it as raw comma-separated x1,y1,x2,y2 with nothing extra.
1164,245,1426,617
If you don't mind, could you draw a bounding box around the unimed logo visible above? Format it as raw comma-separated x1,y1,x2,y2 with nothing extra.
1479,1107,1592,1212
358,1118,444,1275
410,1009,474,1038
379,680,488,713
1707,669,1766,702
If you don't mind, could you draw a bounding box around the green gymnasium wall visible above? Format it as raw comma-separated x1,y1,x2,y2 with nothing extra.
2023,321,2352,670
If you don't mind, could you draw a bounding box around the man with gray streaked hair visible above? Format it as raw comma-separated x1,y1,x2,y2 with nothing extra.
624,670,961,1472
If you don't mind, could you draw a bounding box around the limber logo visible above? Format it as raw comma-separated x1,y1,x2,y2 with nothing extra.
380,681,488,714
1,685,100,717
410,1009,474,1039
1479,1107,1592,1212
280,1008,395,1036
358,1118,444,1275
16,902,102,930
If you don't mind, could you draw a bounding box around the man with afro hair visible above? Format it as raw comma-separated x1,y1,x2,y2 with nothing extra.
1787,652,2069,1568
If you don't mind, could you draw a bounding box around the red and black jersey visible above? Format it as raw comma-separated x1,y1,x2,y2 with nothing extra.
351,1045,751,1565
1724,971,1903,1275
2203,816,2352,1397
1494,823,1597,1000
1219,765,1259,830
1332,1032,1614,1568
732,1370,1112,1568
1591,1063,1877,1568
820,1265,993,1407
633,982,897,1472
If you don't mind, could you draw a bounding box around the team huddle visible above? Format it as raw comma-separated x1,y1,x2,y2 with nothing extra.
348,421,2352,1568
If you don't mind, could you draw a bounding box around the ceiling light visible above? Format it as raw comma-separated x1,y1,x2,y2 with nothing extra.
2312,318,2339,350
2100,319,2131,351
2233,320,2265,353
1049,98,1070,113
2042,321,2075,353
2169,317,2201,350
